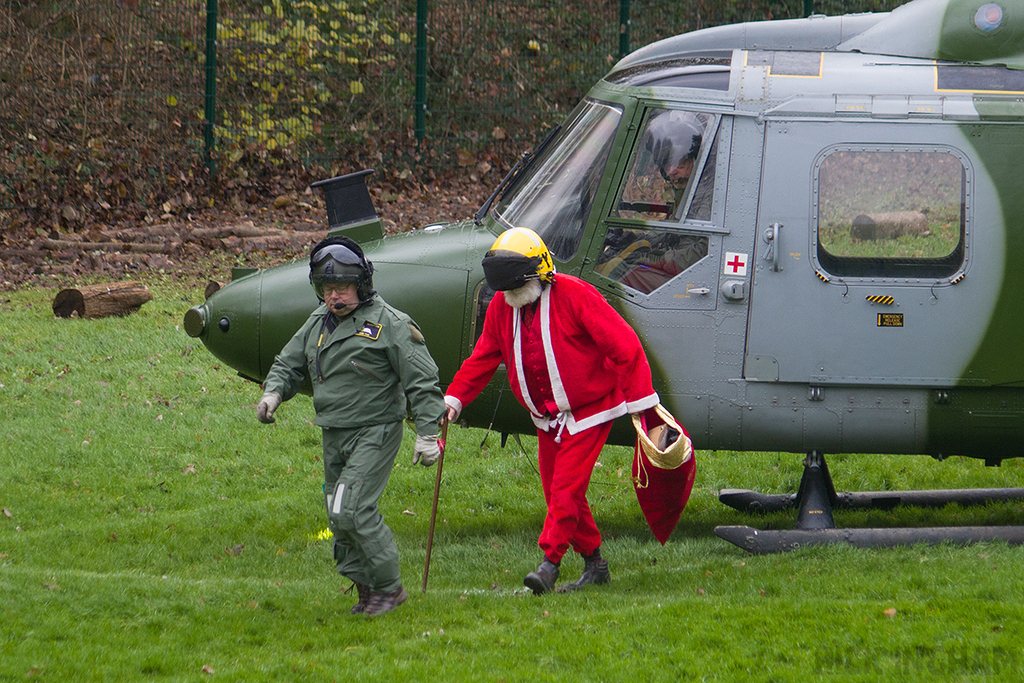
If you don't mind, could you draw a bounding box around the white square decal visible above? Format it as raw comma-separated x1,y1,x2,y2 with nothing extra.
723,252,748,276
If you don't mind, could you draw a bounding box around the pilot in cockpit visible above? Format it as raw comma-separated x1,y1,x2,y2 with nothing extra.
617,109,714,222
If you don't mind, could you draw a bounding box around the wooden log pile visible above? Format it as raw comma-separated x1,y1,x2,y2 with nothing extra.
0,219,323,288
0,221,319,262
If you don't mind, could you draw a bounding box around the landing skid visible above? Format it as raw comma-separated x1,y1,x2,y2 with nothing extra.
713,451,1024,554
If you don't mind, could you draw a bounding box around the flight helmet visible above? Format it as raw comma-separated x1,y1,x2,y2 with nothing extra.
643,110,704,180
481,227,556,291
308,235,375,304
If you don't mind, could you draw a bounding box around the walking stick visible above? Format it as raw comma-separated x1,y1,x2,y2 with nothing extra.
422,415,448,593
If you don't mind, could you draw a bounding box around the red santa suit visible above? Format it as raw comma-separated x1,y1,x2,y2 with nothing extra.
446,274,659,563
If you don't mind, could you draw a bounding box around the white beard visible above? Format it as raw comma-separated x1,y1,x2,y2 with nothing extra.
503,279,543,309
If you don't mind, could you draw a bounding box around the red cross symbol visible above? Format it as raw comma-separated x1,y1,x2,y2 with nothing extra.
724,252,748,276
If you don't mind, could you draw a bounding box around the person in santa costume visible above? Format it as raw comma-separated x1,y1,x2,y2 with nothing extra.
444,227,659,594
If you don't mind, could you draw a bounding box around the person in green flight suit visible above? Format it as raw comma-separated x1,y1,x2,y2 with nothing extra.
256,235,445,617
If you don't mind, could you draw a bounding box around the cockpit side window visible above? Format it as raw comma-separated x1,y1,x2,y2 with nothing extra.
493,99,623,262
595,228,709,295
615,109,719,224
815,149,966,279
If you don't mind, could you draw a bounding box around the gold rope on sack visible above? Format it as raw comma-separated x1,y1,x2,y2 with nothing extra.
631,404,693,474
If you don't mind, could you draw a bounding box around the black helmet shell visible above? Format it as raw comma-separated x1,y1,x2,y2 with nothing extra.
308,235,375,303
643,110,705,177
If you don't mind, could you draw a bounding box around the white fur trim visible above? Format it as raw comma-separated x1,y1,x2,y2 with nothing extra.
443,395,463,421
538,286,570,413
511,308,542,418
625,393,660,414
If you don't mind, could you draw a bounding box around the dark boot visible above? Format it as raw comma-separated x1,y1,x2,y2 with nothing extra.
561,550,610,592
523,559,560,595
364,585,409,617
349,582,371,615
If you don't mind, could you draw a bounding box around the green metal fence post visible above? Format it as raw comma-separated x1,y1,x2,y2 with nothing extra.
204,0,218,179
619,0,631,59
804,0,815,16
415,0,428,144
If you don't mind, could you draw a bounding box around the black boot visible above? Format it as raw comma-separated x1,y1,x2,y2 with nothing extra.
523,559,559,595
364,584,409,617
349,582,371,615
561,549,610,592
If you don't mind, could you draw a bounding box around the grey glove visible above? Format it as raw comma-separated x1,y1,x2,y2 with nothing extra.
412,434,440,466
257,391,282,424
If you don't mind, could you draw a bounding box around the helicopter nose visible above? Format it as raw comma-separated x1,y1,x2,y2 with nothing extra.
183,304,207,338
182,271,265,383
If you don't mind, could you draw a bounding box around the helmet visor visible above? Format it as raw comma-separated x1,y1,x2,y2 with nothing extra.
311,244,364,270
310,244,367,299
482,251,541,291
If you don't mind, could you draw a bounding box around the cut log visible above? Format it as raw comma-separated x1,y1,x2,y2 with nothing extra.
189,222,270,239
52,281,154,319
0,249,48,258
850,211,929,241
237,233,313,251
42,239,171,253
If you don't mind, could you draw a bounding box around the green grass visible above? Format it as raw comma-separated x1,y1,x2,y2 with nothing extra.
2,280,1024,681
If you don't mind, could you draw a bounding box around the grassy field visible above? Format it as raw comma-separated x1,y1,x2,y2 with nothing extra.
2,277,1024,681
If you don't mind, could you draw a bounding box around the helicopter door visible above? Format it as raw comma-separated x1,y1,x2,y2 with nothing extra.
745,120,988,386
587,107,730,311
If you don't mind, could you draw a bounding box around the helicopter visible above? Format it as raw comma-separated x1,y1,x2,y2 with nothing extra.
185,0,1024,553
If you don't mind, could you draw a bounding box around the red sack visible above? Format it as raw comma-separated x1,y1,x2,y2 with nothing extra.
631,405,696,544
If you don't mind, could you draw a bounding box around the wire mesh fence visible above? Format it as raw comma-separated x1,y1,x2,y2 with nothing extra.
1,0,208,224
1,0,907,229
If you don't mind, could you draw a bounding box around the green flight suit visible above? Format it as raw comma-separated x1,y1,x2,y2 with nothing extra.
263,296,445,593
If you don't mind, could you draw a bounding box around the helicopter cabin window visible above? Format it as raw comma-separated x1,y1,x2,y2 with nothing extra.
816,149,966,279
615,109,719,223
596,228,709,295
493,99,623,262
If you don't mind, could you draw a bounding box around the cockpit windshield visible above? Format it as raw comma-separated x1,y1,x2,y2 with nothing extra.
492,99,623,262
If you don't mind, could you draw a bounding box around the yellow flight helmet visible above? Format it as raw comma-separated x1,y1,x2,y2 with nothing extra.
481,227,556,291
